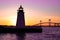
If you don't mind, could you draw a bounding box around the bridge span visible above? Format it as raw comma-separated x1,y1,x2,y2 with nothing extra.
32,19,60,27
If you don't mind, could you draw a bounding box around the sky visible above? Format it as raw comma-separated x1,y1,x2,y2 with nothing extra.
0,0,60,26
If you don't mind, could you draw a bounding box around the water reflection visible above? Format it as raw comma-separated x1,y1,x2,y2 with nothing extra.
0,33,25,40
0,33,17,40
16,33,25,40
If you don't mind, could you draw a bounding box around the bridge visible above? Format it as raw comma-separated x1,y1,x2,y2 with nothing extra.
33,19,60,27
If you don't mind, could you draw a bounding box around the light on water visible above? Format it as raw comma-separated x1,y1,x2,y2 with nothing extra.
0,33,17,40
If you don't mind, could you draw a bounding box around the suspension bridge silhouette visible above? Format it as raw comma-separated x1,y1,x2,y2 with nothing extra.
33,19,60,27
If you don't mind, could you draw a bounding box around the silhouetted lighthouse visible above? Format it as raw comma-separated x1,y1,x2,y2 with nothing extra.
16,5,25,28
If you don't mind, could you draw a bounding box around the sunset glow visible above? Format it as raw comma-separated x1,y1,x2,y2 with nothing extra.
0,0,60,26
9,16,17,25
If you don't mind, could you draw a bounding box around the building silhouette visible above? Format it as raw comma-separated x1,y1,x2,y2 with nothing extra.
16,5,25,28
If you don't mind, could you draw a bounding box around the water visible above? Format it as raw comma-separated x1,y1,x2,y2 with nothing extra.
0,27,60,40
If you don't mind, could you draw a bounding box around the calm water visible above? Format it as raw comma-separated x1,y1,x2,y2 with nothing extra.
0,27,60,40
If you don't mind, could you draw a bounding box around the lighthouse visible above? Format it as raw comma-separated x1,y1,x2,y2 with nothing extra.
16,5,25,28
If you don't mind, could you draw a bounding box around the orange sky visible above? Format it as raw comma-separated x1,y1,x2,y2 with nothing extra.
0,0,60,26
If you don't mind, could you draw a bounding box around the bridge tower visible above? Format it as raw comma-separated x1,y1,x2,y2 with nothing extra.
48,19,51,27
40,20,42,26
16,5,25,28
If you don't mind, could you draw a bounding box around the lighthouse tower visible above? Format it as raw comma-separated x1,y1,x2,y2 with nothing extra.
16,5,25,28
